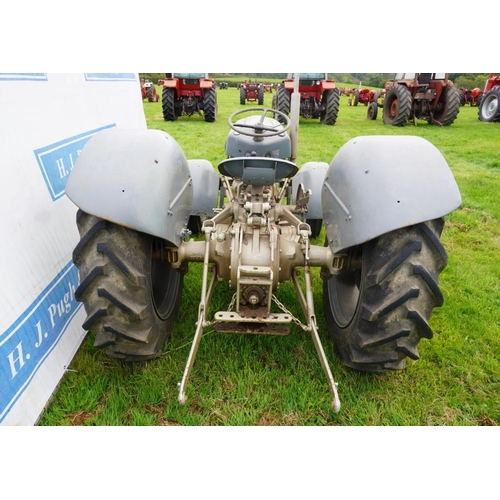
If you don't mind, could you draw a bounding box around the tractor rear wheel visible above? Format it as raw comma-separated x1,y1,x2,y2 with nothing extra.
258,85,265,105
275,84,291,123
240,86,246,105
162,88,177,121
323,218,448,373
73,211,184,361
320,88,340,125
478,87,500,122
203,86,217,122
383,84,411,126
432,86,460,126
147,85,157,102
367,101,378,120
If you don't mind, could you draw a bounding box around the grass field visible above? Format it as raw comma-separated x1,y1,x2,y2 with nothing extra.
39,84,500,426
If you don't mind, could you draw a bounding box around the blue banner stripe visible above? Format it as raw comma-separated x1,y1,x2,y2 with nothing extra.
33,124,116,201
84,73,136,82
0,261,83,422
0,73,47,81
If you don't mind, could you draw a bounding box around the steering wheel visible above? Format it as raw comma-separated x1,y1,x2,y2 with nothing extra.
228,107,291,138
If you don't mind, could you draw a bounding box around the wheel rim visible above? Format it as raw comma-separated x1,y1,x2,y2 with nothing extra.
484,95,499,119
389,97,399,117
326,247,362,328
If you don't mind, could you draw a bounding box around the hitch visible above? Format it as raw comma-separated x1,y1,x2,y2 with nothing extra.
177,212,341,413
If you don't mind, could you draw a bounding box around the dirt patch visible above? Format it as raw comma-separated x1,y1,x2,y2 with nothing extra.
478,415,498,426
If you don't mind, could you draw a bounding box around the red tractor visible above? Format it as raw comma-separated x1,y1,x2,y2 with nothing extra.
272,73,340,125
459,87,483,107
478,74,500,122
140,79,159,102
162,73,217,122
382,73,460,126
239,81,265,105
348,88,378,106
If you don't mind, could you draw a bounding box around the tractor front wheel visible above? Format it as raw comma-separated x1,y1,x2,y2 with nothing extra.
367,101,378,120
323,218,448,373
162,88,177,121
383,84,411,126
478,87,500,122
240,86,246,105
73,211,184,361
432,85,460,126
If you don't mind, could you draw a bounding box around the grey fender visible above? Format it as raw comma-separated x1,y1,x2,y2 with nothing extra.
322,135,462,253
187,159,220,216
65,128,193,247
291,162,328,219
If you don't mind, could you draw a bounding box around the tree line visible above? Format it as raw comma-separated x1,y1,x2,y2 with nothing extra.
140,73,493,90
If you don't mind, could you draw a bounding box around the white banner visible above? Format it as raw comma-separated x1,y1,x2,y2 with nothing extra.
0,73,147,425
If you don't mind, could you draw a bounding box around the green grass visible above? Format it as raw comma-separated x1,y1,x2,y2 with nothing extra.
39,86,500,426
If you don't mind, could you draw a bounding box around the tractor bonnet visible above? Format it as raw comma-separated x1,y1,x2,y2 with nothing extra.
224,115,291,160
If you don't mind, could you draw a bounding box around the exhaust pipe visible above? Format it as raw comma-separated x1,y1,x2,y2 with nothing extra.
290,73,300,162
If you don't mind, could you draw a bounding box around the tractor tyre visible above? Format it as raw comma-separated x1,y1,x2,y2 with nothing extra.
323,218,448,373
367,101,378,120
275,84,291,123
147,84,157,103
383,84,412,126
240,86,246,105
476,94,483,115
162,88,177,121
321,88,340,125
258,85,265,106
352,89,360,106
73,211,184,361
478,87,500,122
203,86,217,122
432,85,460,126
187,215,207,235
307,219,323,239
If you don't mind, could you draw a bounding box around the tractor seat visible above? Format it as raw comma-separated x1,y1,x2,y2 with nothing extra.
218,157,298,185
418,73,432,86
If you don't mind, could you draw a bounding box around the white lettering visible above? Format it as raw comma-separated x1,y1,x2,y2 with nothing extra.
68,151,81,171
56,157,68,179
48,303,57,328
7,342,26,379
34,320,48,348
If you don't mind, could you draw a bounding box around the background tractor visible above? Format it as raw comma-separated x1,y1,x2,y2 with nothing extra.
366,89,386,120
162,73,217,122
459,87,483,107
65,76,461,412
272,73,340,125
478,74,500,122
140,79,159,102
239,81,265,105
348,88,378,107
382,73,460,126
